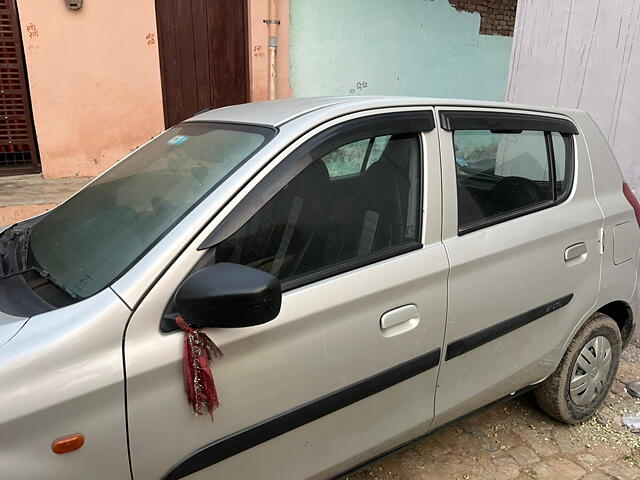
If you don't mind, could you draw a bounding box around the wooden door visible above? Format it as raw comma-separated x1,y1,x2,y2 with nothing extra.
0,0,39,175
155,0,249,128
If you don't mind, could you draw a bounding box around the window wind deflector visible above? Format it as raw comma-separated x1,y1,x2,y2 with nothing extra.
490,129,523,134
440,111,579,135
198,111,434,251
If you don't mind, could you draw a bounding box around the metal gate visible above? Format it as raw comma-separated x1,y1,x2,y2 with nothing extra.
155,0,250,128
0,0,39,176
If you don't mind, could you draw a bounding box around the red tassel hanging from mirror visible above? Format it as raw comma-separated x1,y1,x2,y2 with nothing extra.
176,316,223,418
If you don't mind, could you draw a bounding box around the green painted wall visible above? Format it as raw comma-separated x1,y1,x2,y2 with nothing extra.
289,0,513,101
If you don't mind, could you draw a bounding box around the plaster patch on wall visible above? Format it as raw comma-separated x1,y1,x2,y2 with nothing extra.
449,0,517,36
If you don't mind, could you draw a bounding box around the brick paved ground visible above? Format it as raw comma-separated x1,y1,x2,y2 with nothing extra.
347,333,640,480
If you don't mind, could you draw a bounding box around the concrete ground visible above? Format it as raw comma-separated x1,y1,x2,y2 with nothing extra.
0,173,91,225
347,333,640,480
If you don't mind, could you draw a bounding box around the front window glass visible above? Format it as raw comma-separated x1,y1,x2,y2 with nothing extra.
320,135,393,178
29,122,273,298
216,133,422,283
321,138,370,178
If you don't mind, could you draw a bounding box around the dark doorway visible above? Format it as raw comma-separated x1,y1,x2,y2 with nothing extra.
155,0,250,128
0,0,40,176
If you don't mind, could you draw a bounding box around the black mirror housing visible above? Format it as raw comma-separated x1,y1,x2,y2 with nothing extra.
174,263,282,329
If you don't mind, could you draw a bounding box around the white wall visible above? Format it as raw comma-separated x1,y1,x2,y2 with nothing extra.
507,0,640,191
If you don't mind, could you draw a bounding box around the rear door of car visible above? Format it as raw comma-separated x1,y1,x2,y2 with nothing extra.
432,107,603,427
124,108,449,479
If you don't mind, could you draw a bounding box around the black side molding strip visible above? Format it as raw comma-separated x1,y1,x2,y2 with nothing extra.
445,294,573,361
161,349,441,480
439,111,579,135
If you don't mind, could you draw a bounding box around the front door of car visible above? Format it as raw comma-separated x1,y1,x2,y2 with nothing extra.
432,108,603,427
124,109,449,480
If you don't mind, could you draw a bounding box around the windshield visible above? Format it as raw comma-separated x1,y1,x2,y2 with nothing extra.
29,122,274,299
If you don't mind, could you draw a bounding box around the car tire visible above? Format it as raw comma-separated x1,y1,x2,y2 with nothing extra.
534,313,621,425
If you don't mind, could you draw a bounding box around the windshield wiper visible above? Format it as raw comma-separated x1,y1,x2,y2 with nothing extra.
1,267,37,280
0,226,78,299
0,225,30,277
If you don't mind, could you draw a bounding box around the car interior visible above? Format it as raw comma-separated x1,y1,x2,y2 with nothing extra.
454,130,571,231
457,171,553,228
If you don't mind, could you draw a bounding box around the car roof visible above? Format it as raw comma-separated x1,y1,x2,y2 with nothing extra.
188,96,582,128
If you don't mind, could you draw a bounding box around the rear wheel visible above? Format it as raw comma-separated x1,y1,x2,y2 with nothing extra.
534,313,620,424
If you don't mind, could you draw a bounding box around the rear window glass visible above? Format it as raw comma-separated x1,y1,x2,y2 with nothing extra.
454,128,573,232
552,132,573,198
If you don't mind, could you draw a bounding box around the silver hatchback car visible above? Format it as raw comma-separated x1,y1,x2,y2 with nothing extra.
1,97,639,480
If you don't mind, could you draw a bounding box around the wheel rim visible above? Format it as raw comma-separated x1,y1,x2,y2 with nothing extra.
570,335,613,406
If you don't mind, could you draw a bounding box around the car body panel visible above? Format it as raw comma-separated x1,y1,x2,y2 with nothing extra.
0,288,131,479
577,111,640,321
432,106,604,427
123,112,449,480
0,97,637,480
0,310,27,348
126,248,449,480
189,96,584,128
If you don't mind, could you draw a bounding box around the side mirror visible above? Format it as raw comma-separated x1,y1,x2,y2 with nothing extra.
172,263,282,329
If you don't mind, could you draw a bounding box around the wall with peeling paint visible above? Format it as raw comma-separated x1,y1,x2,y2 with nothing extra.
16,0,165,179
289,0,514,100
450,0,517,36
507,0,640,191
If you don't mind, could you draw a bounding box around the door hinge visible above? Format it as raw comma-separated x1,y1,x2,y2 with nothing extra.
598,228,605,255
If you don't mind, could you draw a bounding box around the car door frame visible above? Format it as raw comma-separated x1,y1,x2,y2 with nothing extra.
437,106,583,239
431,106,604,428
122,106,448,480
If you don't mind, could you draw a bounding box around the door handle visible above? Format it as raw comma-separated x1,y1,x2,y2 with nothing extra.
565,242,587,261
380,304,420,337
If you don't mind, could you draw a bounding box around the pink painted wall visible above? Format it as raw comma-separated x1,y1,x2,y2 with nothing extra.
249,0,292,101
13,0,290,180
16,0,165,178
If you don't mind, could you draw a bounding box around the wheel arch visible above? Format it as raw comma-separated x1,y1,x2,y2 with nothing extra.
596,300,634,348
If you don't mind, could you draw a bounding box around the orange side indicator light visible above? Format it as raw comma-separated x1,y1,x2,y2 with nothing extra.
51,433,85,454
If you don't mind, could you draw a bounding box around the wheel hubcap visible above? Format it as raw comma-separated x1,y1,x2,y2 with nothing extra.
570,335,612,406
